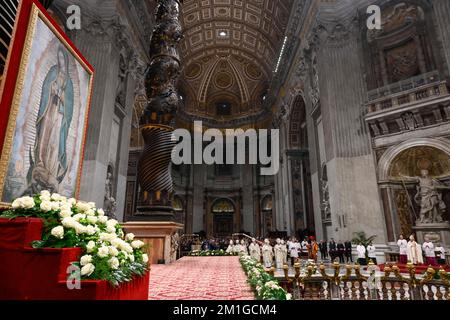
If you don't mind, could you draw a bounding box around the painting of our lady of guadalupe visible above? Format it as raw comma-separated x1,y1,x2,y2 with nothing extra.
0,4,93,204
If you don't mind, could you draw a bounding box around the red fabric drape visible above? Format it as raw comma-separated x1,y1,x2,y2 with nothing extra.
0,218,149,300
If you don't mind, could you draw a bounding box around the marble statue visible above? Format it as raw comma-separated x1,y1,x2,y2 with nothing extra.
249,238,261,262
104,171,117,219
402,169,449,224
262,239,273,268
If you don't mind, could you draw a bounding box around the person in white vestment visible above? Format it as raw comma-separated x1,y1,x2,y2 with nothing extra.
274,238,284,269
367,243,377,265
435,243,446,265
280,240,288,265
407,235,423,265
240,239,248,255
301,238,309,258
288,238,300,265
226,240,234,254
249,238,261,262
422,236,437,266
262,239,274,268
233,241,241,255
356,244,367,265
397,234,408,264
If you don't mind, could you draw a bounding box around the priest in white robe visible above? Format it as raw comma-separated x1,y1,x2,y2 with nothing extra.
240,239,248,255
274,238,284,269
407,235,423,265
397,234,408,264
249,238,261,262
280,240,288,265
226,240,234,254
262,239,273,268
422,236,437,266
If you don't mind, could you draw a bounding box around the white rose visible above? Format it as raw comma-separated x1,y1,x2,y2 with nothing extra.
40,200,53,212
99,232,117,242
67,198,77,206
11,199,21,209
129,254,135,262
111,238,124,248
97,208,105,216
74,223,87,235
50,226,64,239
117,229,124,238
62,217,76,229
50,201,61,211
142,254,149,263
108,257,120,270
73,213,86,222
106,225,116,233
108,246,119,256
86,216,98,224
97,246,109,258
75,202,90,212
97,216,108,224
22,196,36,209
40,190,51,198
131,240,145,249
86,225,96,235
80,255,92,266
106,219,118,227
80,263,95,276
286,293,292,300
86,241,96,253
59,209,72,219
122,243,134,254
125,233,135,241
85,209,96,216
88,202,96,209
50,193,61,201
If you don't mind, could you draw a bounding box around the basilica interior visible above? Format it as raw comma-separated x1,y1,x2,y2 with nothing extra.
1,0,450,302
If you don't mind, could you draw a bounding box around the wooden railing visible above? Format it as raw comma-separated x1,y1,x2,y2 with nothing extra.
279,262,450,300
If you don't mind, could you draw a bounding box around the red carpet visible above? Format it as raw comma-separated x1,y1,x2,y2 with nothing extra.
149,256,255,300
379,263,450,274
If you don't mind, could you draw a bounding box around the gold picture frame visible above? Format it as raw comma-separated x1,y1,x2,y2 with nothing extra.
0,3,94,207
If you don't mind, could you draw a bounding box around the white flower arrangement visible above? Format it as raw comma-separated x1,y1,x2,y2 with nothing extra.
239,255,290,300
1,191,149,286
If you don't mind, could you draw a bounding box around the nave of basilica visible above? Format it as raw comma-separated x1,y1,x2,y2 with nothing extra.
1,0,450,302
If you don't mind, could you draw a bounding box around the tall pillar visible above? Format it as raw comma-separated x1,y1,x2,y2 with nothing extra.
135,0,183,221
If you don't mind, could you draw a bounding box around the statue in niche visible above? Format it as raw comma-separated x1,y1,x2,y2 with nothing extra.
104,167,117,219
320,164,331,220
115,55,127,107
402,112,416,131
401,169,450,224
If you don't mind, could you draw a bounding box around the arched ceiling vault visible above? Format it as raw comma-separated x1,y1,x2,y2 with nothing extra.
179,0,295,123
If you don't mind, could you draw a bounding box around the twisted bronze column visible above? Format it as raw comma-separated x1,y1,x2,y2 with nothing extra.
136,0,183,220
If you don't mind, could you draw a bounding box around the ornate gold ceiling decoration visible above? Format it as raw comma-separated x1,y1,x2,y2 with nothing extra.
179,0,294,122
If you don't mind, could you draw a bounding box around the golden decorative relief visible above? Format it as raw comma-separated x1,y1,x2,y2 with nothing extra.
389,146,450,179
212,199,234,213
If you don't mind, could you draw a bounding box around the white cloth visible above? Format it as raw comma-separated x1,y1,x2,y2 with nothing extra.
356,245,366,259
301,241,308,252
435,246,446,260
281,243,288,264
367,245,376,258
407,241,424,264
397,239,408,255
249,243,261,261
262,244,273,268
226,244,234,254
289,242,300,258
422,242,436,258
274,244,284,268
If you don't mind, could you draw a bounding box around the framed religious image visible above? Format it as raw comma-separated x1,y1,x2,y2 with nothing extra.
0,1,94,206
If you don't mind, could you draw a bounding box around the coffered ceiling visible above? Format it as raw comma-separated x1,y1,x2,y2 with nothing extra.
179,0,294,121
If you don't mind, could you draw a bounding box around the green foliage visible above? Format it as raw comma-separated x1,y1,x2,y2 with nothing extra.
189,249,236,256
351,231,377,247
240,256,291,300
